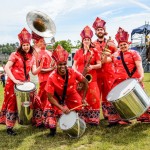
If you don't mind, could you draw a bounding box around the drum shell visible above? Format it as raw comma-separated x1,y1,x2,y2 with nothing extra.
110,82,150,120
65,118,86,138
15,87,36,125
59,111,86,138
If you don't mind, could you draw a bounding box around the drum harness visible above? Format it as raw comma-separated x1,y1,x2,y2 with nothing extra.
54,69,68,105
120,51,137,78
23,59,29,81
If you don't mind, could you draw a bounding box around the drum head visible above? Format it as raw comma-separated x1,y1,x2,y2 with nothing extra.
59,111,77,130
15,82,36,92
107,78,137,101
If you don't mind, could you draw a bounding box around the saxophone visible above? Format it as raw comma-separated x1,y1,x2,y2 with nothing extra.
83,52,93,83
77,50,93,91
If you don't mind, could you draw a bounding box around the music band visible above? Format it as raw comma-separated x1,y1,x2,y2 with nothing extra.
0,11,150,138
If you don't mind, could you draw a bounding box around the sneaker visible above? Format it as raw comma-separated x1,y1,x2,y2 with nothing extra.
47,128,56,137
7,128,17,136
107,122,118,127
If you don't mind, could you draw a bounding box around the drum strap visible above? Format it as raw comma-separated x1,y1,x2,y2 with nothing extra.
54,69,69,105
120,51,137,78
23,60,29,80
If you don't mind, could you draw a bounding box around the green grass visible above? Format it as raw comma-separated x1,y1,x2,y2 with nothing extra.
0,73,150,150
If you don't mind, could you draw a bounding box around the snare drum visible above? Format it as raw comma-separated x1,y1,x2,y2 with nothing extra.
107,78,150,120
59,111,86,138
15,81,36,125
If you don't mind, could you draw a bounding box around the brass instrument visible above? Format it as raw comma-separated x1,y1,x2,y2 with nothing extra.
26,10,56,38
82,52,93,83
102,36,112,56
77,50,93,91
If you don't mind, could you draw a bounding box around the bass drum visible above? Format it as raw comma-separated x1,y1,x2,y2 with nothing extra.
107,78,150,120
59,111,86,138
15,81,36,125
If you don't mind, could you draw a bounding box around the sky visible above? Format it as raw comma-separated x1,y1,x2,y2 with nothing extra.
0,0,150,46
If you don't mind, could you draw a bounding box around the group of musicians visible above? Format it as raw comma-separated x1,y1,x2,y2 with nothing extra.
0,16,150,137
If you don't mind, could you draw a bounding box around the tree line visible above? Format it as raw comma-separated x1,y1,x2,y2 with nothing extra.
0,40,81,65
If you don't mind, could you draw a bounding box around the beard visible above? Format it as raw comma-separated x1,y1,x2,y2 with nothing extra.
96,32,105,39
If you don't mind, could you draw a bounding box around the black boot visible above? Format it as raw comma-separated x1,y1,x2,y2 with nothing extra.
7,128,17,136
47,128,56,137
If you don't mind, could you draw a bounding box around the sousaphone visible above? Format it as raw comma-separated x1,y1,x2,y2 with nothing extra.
26,10,56,38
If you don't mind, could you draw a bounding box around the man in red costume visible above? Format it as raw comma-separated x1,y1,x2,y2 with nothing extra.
45,45,88,136
92,17,117,125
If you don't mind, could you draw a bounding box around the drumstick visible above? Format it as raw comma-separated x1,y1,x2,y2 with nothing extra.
70,104,86,111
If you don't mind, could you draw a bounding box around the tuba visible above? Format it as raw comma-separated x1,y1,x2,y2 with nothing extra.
26,10,56,38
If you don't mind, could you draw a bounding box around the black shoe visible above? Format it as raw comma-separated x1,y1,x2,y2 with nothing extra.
107,122,118,127
89,123,98,127
37,123,45,129
7,128,17,136
47,128,56,137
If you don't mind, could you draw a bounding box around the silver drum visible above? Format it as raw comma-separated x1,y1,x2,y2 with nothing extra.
107,78,150,120
59,111,86,138
15,81,36,125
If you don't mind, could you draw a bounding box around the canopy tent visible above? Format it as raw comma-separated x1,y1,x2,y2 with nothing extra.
131,23,150,72
131,24,150,39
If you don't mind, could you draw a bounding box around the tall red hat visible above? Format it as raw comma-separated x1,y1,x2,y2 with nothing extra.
31,31,43,41
80,26,93,40
92,17,106,30
115,27,130,44
52,45,69,63
18,28,31,44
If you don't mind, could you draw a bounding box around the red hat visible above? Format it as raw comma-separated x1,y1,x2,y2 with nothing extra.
31,31,43,41
52,45,69,63
80,26,93,40
18,28,31,44
92,17,106,30
115,27,130,44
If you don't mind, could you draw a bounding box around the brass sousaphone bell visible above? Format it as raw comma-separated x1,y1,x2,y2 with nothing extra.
26,10,56,38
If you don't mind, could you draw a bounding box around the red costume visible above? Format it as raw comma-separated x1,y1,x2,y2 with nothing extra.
32,32,56,128
111,27,150,123
45,45,85,117
92,17,117,121
0,28,42,128
73,26,101,125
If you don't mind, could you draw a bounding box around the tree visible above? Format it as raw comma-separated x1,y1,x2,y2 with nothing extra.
53,40,73,53
74,40,81,49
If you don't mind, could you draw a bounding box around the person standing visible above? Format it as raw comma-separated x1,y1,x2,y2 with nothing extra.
73,26,101,125
92,17,118,125
45,44,88,136
0,72,5,87
112,27,150,123
0,28,43,135
32,32,56,128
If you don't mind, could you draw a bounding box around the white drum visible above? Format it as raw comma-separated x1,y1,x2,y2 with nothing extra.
15,81,36,125
107,78,150,120
59,111,86,138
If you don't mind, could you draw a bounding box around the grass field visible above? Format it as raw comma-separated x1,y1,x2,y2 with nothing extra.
0,73,150,150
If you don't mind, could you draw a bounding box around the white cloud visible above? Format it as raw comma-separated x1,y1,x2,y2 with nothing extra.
0,0,149,45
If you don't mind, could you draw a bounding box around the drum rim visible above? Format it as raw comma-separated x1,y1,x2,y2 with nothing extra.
107,78,138,101
15,81,36,92
58,111,78,130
